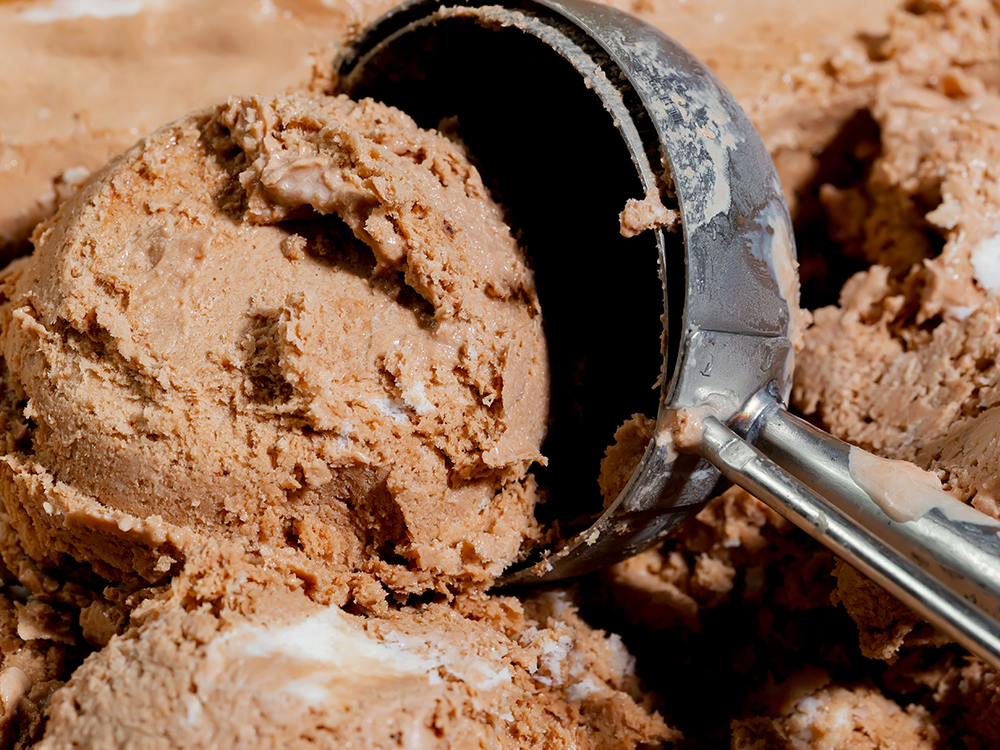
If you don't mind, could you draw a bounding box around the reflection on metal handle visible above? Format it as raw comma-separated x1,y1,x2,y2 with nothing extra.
744,389,1000,621
698,416,1000,670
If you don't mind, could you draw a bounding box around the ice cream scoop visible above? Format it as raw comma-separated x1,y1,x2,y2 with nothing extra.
337,0,1000,667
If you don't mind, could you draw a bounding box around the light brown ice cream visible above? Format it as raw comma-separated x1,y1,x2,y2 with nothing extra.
792,0,1000,658
0,91,549,604
9,0,1000,748
599,1,1000,747
37,553,671,749
0,4,680,748
731,668,938,750
0,0,403,261
0,592,69,749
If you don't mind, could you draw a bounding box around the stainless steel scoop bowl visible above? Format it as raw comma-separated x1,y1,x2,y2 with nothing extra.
337,0,1000,668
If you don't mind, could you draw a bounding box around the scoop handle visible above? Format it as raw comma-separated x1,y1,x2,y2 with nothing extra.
696,407,1000,670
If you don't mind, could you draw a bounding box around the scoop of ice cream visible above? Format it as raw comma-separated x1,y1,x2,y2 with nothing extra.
36,556,672,750
0,92,549,602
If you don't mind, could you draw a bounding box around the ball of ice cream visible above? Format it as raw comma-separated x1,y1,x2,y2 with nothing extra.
0,92,549,602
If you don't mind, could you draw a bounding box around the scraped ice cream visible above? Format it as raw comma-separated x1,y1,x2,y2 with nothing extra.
790,0,1000,656
599,1,1000,747
37,557,671,749
5,0,1000,748
0,5,674,747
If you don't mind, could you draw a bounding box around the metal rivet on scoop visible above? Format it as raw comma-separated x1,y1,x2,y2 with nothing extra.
338,0,1000,668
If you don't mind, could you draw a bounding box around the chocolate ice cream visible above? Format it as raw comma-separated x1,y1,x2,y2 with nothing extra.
0,12,674,745
0,91,549,603
37,553,670,749
5,0,1000,749
0,0,395,259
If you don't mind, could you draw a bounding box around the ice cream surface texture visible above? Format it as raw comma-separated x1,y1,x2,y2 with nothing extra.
36,557,670,749
0,91,549,603
0,0,399,258
0,4,677,749
10,0,1000,749
600,1,1000,747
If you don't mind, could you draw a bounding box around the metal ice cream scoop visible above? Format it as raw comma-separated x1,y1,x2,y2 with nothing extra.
337,0,1000,668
